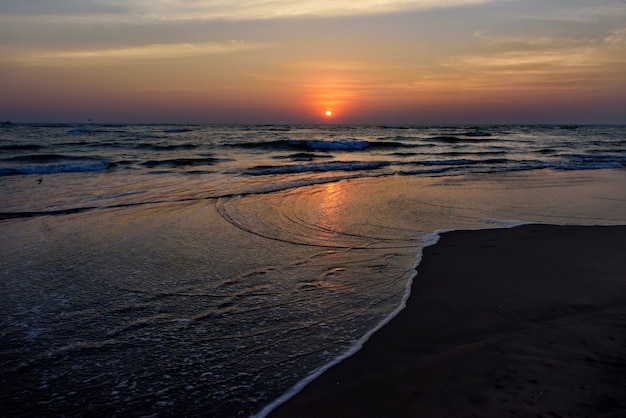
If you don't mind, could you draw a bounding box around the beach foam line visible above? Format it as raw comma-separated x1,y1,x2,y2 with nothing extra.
253,219,536,418
265,223,626,418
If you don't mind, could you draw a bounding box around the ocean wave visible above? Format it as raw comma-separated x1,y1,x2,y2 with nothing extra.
0,154,111,176
437,150,507,157
274,153,327,161
559,154,625,170
141,157,221,168
227,139,416,152
163,128,194,133
225,139,299,150
68,127,90,134
381,125,410,129
0,144,44,151
226,139,371,151
245,161,388,176
421,158,508,166
67,127,114,134
294,140,370,150
462,131,492,137
135,143,199,151
428,135,494,143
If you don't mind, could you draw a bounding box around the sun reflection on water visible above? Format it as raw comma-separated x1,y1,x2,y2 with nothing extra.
311,181,345,241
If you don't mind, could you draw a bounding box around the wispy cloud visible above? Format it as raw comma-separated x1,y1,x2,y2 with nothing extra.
1,0,131,17
440,31,626,94
3,41,268,66
152,0,500,20
605,28,626,45
455,48,600,70
3,0,500,23
507,0,626,24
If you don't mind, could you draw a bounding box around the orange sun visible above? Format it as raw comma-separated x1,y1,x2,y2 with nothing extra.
325,110,333,117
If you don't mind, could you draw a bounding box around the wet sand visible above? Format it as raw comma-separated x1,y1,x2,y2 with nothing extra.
269,224,626,417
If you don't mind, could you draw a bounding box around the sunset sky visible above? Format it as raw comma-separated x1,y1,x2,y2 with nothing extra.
1,0,625,124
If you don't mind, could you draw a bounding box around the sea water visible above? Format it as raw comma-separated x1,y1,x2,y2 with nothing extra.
1,124,626,417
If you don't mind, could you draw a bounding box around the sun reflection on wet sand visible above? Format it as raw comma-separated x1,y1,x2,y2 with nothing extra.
313,182,343,238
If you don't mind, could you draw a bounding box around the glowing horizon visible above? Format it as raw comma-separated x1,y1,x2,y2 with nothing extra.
1,1,625,124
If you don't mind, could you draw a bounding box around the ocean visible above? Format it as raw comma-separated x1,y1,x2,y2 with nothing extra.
2,123,626,417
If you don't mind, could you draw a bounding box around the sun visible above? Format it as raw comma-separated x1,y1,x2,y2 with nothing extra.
325,110,333,117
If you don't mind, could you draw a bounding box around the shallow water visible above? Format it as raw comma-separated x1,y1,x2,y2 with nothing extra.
1,124,626,416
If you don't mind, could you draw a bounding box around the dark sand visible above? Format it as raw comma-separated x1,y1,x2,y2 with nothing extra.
270,224,626,417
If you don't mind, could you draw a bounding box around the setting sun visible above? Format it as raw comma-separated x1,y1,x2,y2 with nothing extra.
325,110,332,117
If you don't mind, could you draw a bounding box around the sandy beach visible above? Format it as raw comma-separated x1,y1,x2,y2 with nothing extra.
269,224,626,417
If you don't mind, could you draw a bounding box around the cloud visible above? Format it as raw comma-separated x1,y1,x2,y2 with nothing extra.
154,0,499,20
455,48,600,70
439,33,626,95
605,28,626,45
2,41,268,67
514,0,626,24
1,0,130,16
2,0,500,23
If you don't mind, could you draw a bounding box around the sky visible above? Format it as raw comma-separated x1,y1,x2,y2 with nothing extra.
1,0,625,124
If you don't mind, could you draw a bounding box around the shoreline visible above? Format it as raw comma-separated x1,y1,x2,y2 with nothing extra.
266,224,626,417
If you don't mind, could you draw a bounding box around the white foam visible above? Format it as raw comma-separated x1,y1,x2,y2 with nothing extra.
252,231,441,418
253,220,550,417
